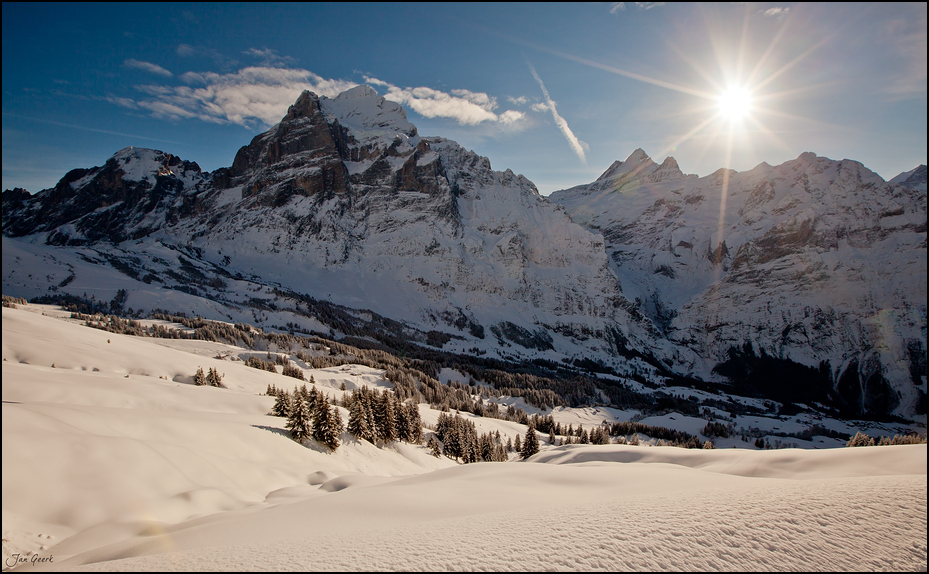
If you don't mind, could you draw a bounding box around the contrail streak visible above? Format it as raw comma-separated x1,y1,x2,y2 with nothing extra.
527,63,587,164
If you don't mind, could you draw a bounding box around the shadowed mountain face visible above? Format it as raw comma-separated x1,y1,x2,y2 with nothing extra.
3,88,926,420
550,149,927,418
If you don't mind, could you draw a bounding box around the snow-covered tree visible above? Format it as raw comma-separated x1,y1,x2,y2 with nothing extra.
193,366,207,386
272,389,292,417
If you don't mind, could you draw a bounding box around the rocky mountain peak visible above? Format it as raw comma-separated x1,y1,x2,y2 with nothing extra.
595,149,654,182
595,149,689,184
321,85,418,145
890,164,928,191
281,90,322,123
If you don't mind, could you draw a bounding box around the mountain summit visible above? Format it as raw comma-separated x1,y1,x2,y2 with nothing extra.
595,148,691,185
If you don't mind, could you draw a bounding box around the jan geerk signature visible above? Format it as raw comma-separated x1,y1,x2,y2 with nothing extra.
5,553,54,568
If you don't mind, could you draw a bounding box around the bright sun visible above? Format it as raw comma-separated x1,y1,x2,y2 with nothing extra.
717,86,753,122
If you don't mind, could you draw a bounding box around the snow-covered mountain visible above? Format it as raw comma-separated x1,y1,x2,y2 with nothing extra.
550,149,927,418
3,87,926,420
2,87,668,377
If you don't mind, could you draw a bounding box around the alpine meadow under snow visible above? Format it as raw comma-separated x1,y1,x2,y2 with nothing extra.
2,76,926,570
1,303,926,571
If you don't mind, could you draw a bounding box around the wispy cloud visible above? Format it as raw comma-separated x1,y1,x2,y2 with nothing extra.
612,2,665,12
762,7,790,20
363,77,526,127
123,59,173,78
2,112,187,147
527,63,587,164
879,10,928,99
176,44,239,69
242,47,297,68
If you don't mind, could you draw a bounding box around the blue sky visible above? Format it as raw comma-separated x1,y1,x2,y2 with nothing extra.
3,2,926,195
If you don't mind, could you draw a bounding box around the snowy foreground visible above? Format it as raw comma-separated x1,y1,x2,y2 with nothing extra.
2,305,926,571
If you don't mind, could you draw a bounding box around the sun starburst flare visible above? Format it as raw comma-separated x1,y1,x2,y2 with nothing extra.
717,86,753,122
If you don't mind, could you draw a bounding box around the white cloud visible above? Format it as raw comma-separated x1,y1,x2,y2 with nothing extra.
527,64,587,164
118,62,527,132
611,3,626,13
130,67,357,127
363,76,527,127
123,59,173,78
507,96,529,105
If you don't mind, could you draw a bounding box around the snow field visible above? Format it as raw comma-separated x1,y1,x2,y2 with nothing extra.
2,305,926,571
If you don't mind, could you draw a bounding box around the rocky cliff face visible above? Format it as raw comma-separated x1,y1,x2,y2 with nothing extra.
2,148,209,244
550,150,927,418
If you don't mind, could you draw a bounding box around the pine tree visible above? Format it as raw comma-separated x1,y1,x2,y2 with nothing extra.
396,399,411,443
347,392,375,443
442,417,462,461
286,392,313,443
429,434,442,458
479,433,495,462
362,389,377,438
207,367,223,387
521,425,540,459
313,397,343,452
404,402,423,445
193,366,207,386
272,389,292,417
374,390,397,443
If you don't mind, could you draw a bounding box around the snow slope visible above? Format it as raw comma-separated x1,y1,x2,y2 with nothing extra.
2,305,925,571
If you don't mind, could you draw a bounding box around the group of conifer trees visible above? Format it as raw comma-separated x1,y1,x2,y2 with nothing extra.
846,430,927,447
431,412,542,463
193,366,224,387
344,386,423,446
267,380,344,451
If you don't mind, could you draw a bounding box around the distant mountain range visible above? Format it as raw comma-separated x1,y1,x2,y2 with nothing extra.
3,86,926,420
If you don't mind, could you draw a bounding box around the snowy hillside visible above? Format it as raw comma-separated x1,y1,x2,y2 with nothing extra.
551,150,927,419
2,303,925,571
